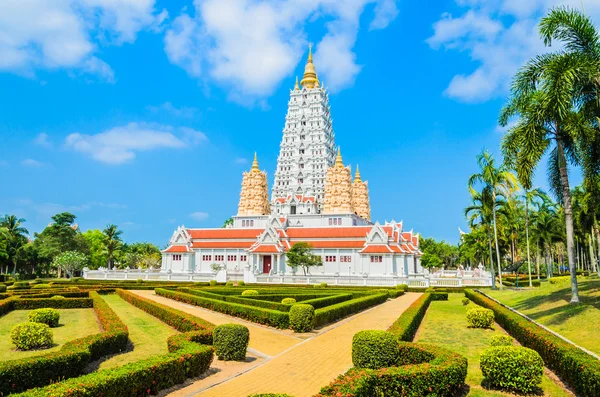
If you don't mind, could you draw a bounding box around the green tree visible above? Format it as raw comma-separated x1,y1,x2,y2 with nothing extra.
285,242,323,275
222,218,234,228
465,187,497,287
0,215,29,275
420,252,442,269
468,150,517,289
52,250,88,278
81,229,108,270
34,212,88,263
102,224,123,270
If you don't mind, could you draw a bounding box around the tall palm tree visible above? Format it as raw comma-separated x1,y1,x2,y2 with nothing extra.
521,188,547,286
103,224,122,270
0,215,28,274
465,187,497,288
468,150,517,289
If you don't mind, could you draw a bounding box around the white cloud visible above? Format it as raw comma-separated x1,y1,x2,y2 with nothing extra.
34,133,52,148
164,0,400,101
234,157,248,165
427,1,600,103
21,158,45,167
190,211,209,221
0,0,166,80
146,102,198,118
65,122,207,164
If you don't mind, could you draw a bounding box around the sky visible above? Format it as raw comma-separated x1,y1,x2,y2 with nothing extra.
0,0,597,247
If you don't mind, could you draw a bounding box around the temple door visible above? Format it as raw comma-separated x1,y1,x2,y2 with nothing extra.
263,256,272,274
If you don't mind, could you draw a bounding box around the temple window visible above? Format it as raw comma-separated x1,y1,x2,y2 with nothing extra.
240,255,247,261
202,255,212,261
340,255,352,262
325,255,337,262
173,254,182,261
242,220,246,227
370,256,383,263
227,255,237,261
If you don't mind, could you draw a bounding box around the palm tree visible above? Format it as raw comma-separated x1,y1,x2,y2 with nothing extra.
0,215,29,274
103,224,122,270
521,188,547,286
468,150,517,289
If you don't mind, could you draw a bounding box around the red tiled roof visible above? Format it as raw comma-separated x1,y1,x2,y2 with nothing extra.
249,244,283,253
187,229,262,239
292,240,366,248
164,245,190,253
401,232,412,241
389,245,403,253
360,245,393,254
412,236,419,246
192,242,253,249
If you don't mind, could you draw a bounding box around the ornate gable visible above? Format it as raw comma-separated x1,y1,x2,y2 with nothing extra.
365,222,389,244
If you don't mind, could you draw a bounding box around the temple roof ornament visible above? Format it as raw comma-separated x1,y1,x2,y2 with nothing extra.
300,44,320,89
354,165,362,182
323,148,353,214
294,76,299,90
238,153,270,216
251,152,260,172
352,164,371,221
335,147,344,168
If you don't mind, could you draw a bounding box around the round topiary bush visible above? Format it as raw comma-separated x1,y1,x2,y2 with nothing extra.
480,346,544,393
28,308,60,327
242,290,258,296
281,298,296,305
209,280,217,286
11,322,53,350
396,284,408,291
51,295,65,299
226,281,234,287
237,281,245,286
213,323,249,361
0,284,6,293
352,330,399,369
489,335,513,347
466,307,494,328
289,304,314,332
32,283,51,289
136,278,144,284
462,297,470,306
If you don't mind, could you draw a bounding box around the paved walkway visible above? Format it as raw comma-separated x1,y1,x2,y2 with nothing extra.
134,290,420,397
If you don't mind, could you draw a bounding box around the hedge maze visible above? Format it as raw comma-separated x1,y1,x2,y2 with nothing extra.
157,285,405,331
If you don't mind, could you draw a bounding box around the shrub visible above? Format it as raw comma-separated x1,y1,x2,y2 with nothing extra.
11,322,53,350
352,330,399,369
300,293,353,309
32,284,51,289
465,289,600,396
242,289,259,296
213,324,249,361
29,308,60,327
387,293,433,341
238,281,245,286
51,295,65,299
396,284,408,291
209,280,217,286
136,278,143,283
313,293,388,328
72,277,82,282
425,287,435,292
29,278,43,285
489,335,513,347
466,307,494,328
8,281,30,290
320,282,328,288
226,281,234,287
289,304,314,332
281,298,296,305
480,346,543,393
15,297,93,310
462,297,470,306
0,284,6,293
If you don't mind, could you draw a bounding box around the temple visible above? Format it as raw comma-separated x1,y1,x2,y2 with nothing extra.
162,47,423,281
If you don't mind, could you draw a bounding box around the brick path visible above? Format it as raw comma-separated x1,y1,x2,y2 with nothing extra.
133,290,420,397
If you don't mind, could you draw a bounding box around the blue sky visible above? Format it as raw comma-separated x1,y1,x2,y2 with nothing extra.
0,0,595,247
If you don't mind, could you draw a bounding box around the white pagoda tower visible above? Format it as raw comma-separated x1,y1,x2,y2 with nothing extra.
271,46,336,216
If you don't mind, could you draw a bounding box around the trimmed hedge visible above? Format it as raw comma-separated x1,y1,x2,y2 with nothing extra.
317,342,467,397
213,324,249,361
313,293,388,328
281,298,296,305
11,322,53,350
465,289,600,396
14,297,93,310
300,293,353,309
481,346,544,393
466,306,494,328
0,291,128,395
489,335,513,347
157,288,290,329
352,330,399,369
28,308,60,327
0,284,7,293
387,293,433,341
242,290,259,296
289,304,314,332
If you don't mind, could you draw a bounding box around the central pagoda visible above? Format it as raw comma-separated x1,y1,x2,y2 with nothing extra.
271,45,336,215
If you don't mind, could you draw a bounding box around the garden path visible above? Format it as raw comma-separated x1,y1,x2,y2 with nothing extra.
131,290,421,397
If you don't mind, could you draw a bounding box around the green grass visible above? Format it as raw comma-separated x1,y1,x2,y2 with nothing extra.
97,293,178,370
487,277,600,355
415,294,569,396
0,308,100,361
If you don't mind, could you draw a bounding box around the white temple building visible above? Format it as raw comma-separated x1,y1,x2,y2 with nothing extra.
161,47,424,281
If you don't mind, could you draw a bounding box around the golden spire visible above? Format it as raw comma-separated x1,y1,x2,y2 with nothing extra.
251,152,259,172
300,44,320,89
335,147,343,168
294,76,299,90
355,165,361,182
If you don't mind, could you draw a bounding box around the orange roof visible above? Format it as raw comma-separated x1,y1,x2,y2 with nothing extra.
401,232,412,241
187,229,262,239
192,242,253,249
249,244,283,253
292,240,366,248
164,245,190,253
360,245,393,254
389,245,403,253
412,236,418,245
286,227,369,238
401,244,414,253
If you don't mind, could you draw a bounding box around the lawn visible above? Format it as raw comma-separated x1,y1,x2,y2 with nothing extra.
0,308,100,361
415,294,570,397
97,293,178,370
487,277,600,355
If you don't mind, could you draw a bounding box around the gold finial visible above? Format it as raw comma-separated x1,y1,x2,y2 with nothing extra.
355,165,361,182
294,76,299,90
335,147,343,168
251,152,259,171
300,44,320,89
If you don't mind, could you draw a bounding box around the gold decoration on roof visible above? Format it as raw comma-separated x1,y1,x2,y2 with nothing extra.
323,150,353,215
300,44,320,89
335,147,343,168
354,165,362,182
238,153,270,216
251,152,260,172
352,165,371,221
294,76,299,90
